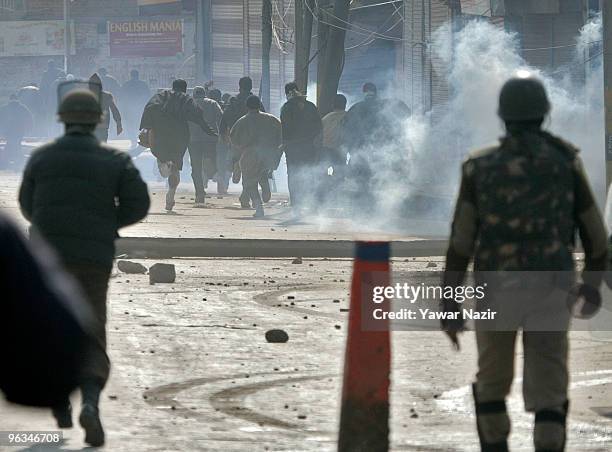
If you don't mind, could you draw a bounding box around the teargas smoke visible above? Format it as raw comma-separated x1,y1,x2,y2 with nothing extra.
305,15,604,237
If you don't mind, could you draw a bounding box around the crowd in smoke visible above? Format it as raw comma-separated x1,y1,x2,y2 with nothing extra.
0,15,606,234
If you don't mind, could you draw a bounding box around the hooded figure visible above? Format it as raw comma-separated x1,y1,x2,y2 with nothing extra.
89,73,122,142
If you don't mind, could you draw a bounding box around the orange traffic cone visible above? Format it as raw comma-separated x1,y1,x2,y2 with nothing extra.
338,241,391,452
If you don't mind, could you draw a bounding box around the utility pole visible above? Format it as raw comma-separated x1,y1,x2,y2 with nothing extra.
316,0,331,110
195,0,213,84
261,0,272,110
604,0,612,189
317,0,350,117
63,0,69,73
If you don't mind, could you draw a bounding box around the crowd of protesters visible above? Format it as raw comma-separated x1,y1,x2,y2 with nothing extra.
0,63,412,219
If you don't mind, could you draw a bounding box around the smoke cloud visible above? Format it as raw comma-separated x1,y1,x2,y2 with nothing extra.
306,15,605,237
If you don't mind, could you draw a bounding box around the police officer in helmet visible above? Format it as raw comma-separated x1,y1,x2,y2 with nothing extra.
19,88,150,447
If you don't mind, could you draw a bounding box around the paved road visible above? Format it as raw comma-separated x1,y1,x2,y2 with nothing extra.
0,167,611,451
1,257,611,451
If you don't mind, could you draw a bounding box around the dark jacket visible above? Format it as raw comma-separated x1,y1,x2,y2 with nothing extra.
19,130,150,268
219,91,263,139
444,129,608,280
0,214,93,407
341,96,411,153
280,96,322,164
140,90,214,165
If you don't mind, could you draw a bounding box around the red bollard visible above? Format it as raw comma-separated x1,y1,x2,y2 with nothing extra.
338,241,391,452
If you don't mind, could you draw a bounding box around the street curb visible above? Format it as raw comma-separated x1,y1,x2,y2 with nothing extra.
116,237,449,259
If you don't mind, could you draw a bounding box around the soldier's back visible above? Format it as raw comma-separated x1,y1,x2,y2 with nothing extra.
467,129,579,271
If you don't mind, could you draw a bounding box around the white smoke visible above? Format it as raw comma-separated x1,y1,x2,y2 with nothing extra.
287,16,605,234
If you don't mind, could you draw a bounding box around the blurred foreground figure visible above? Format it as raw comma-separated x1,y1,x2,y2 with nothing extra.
441,74,607,452
230,95,282,218
140,79,216,211
19,89,150,447
0,213,95,408
0,94,33,168
280,82,322,213
188,86,223,206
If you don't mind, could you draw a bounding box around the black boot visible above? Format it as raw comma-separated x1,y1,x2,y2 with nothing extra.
473,384,509,452
79,380,105,447
52,399,73,429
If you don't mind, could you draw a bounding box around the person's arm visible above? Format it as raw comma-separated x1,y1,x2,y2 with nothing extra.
108,94,123,135
116,155,150,227
441,160,479,335
573,156,608,287
280,104,292,146
18,156,36,221
184,97,216,136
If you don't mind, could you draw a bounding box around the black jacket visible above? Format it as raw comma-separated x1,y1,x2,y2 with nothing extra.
140,90,214,165
19,130,150,268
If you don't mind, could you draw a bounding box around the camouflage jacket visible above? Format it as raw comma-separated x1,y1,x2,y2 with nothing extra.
443,129,607,285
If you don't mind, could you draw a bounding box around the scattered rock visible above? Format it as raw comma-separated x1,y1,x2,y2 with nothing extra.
108,395,118,400
334,325,341,330
117,260,147,274
340,308,349,312
426,262,438,268
149,263,176,284
333,299,340,303
265,329,289,343
292,257,303,264
297,414,307,420
410,413,419,419
287,295,295,300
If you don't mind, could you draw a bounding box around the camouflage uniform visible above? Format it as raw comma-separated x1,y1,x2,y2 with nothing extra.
443,128,607,451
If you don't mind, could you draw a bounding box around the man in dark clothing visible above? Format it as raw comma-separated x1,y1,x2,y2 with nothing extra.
0,94,33,168
140,78,217,211
121,70,151,148
219,76,262,207
41,61,64,137
19,89,150,447
280,81,322,212
441,75,608,452
188,86,223,206
341,82,411,208
89,73,122,143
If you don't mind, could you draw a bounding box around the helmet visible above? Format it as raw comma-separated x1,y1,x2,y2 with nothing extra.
498,73,550,121
58,90,102,124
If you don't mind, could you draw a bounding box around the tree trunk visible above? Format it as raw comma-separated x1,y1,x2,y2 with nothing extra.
295,0,315,94
261,0,272,110
316,0,331,109
318,0,350,117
